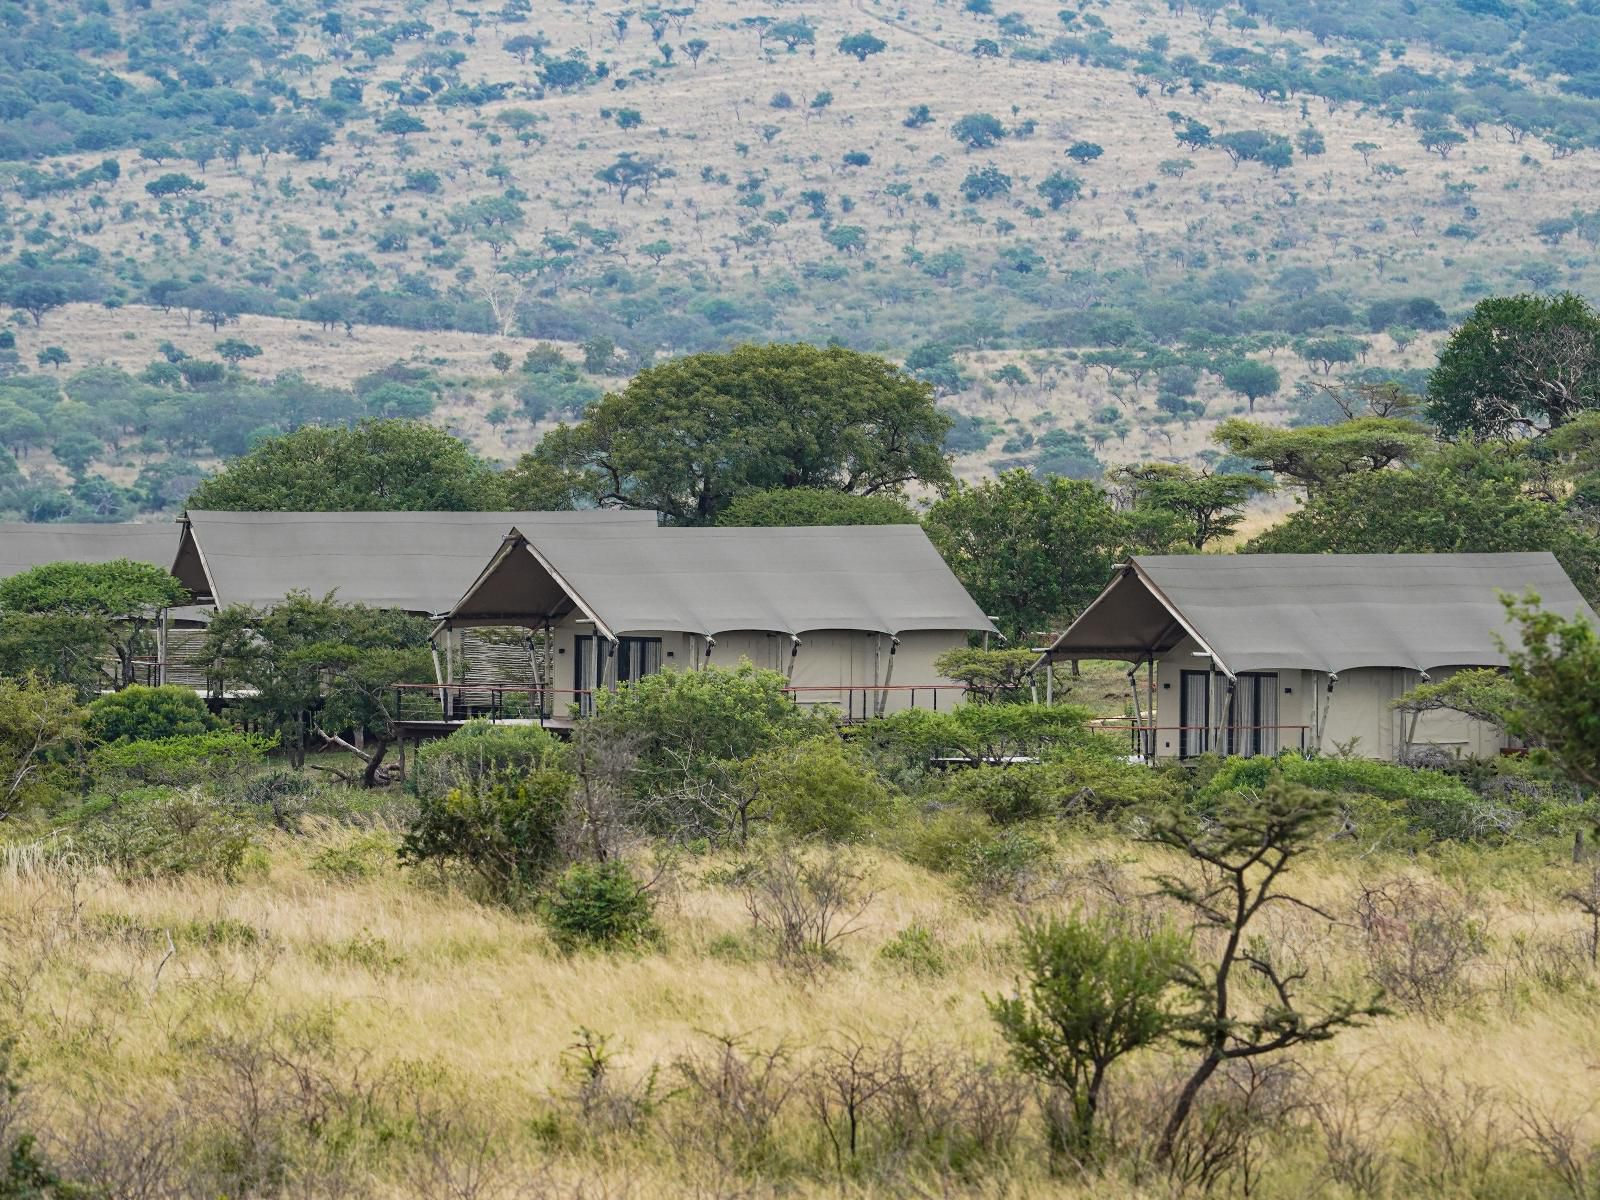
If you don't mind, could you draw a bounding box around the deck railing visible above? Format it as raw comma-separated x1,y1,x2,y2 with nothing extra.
1090,717,1312,760
390,681,971,727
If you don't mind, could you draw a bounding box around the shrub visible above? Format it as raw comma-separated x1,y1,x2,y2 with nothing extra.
1041,747,1182,820
89,730,273,789
413,719,566,799
944,765,1050,824
309,831,398,881
398,766,573,899
1201,754,1561,843
879,922,948,976
85,684,217,743
73,788,254,880
862,703,1091,769
0,675,83,819
991,911,1188,1156
542,860,658,948
960,828,1051,901
588,663,833,804
889,805,996,873
737,737,889,841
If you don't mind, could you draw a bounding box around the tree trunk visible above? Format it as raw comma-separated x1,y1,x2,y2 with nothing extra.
362,739,390,788
1158,1051,1222,1160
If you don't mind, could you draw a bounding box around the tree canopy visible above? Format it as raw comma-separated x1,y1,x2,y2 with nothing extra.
523,344,951,524
1214,416,1432,491
925,470,1146,643
187,419,505,511
1427,292,1600,438
0,559,188,691
1245,444,1600,603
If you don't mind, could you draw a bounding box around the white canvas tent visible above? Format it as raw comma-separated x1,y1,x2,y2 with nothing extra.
1038,552,1597,762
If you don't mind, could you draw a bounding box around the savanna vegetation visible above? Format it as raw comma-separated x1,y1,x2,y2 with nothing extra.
1,603,1599,1198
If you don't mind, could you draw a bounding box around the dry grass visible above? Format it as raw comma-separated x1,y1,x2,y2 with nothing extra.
5,816,1600,1196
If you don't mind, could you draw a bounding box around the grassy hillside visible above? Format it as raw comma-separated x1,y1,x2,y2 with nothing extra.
6,0,1600,505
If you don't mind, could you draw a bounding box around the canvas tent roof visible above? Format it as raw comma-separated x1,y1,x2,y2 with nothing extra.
1039,552,1597,676
448,524,996,638
0,522,179,579
175,510,659,614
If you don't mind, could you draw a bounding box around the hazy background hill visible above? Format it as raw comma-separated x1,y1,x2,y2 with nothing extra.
5,0,1600,516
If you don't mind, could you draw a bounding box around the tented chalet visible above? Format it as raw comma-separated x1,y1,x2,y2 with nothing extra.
0,522,178,579
172,509,661,694
442,523,995,717
1036,553,1597,763
172,509,658,613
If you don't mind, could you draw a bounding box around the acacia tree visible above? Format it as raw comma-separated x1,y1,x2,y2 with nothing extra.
1214,416,1430,491
521,344,952,524
203,593,432,780
0,560,188,690
1220,359,1281,413
837,31,886,60
1109,463,1271,549
1144,783,1387,1160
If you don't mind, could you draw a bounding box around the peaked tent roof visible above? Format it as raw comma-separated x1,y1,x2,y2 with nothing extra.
1039,552,1597,676
448,524,996,638
176,510,658,614
0,522,180,579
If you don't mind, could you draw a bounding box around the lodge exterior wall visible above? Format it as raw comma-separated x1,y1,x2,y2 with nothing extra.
1148,636,1509,763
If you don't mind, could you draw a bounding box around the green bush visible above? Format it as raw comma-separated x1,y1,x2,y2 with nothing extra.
1041,747,1183,819
879,922,948,976
542,859,658,948
588,663,833,805
861,702,1091,768
85,684,217,743
72,788,254,880
398,766,573,899
959,827,1051,900
888,804,997,874
1201,753,1575,844
88,730,274,789
308,831,398,881
738,737,890,841
943,765,1050,824
412,719,567,799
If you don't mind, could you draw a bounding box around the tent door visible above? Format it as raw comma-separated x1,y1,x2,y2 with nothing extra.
1230,673,1280,757
1179,670,1210,759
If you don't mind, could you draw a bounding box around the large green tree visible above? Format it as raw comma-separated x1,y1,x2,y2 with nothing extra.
715,488,920,527
188,419,505,511
1246,445,1600,603
202,593,433,780
924,470,1137,642
1428,293,1600,438
1215,416,1432,492
0,559,188,691
1108,463,1271,549
523,344,952,524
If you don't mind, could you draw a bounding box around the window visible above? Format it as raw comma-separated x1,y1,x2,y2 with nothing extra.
1230,673,1280,757
616,637,662,683
1179,670,1210,759
575,635,664,716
